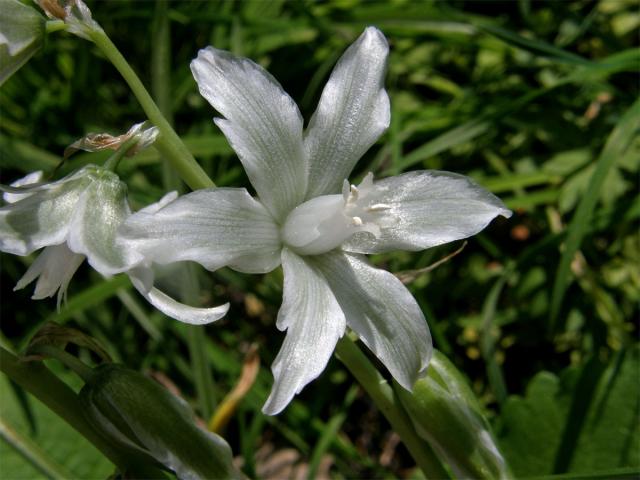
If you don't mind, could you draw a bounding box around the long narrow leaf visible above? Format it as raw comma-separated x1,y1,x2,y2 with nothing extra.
549,98,640,330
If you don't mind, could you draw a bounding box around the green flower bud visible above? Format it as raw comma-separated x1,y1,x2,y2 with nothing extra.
80,364,241,480
0,0,46,85
396,350,511,480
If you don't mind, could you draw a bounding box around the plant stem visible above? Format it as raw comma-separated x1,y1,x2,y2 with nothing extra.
87,29,214,191
29,345,94,383
0,347,167,478
45,20,67,34
151,0,181,192
335,336,450,479
148,5,217,418
183,265,218,419
103,134,140,172
0,347,126,471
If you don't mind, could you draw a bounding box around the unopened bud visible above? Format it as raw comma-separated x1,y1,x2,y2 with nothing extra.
64,122,160,159
80,364,241,480
396,350,511,479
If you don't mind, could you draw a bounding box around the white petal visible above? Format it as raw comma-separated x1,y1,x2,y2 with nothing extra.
2,171,44,203
0,0,44,85
67,171,141,274
0,0,44,56
129,268,229,325
136,191,178,215
0,173,90,255
120,188,281,274
14,243,85,308
262,248,346,415
191,47,306,221
343,171,513,254
304,27,390,198
311,252,432,390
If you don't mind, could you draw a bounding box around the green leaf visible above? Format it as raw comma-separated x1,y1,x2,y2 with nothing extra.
0,373,113,479
569,348,640,472
471,22,592,66
496,345,640,476
550,98,640,330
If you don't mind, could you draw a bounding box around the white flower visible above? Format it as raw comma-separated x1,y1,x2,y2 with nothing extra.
121,27,511,414
0,166,227,323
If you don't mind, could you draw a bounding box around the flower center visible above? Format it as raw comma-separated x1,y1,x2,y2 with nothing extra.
281,173,391,255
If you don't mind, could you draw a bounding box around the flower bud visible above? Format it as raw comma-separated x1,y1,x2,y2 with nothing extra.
0,0,46,85
396,350,511,479
80,364,241,480
36,0,102,40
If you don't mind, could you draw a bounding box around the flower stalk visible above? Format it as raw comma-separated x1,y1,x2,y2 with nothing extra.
335,336,450,479
0,346,165,478
45,19,66,34
102,134,142,172
86,28,214,191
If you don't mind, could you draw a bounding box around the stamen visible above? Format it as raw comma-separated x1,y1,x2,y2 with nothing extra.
352,216,363,226
367,203,392,212
348,184,359,202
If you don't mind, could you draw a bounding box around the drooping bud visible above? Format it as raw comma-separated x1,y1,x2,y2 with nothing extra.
1,165,143,306
0,0,46,85
396,350,512,479
64,122,160,159
80,364,242,480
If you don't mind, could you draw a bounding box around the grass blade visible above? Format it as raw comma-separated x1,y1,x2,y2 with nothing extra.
0,417,74,480
549,98,640,331
472,22,591,66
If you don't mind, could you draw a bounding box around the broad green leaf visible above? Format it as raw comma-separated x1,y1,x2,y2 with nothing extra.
569,347,640,472
496,345,640,476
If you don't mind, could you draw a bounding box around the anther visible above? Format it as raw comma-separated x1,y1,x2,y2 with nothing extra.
352,216,363,226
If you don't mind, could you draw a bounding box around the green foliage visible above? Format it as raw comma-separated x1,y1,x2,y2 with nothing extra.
0,371,113,478
1,0,638,478
497,345,640,476
81,363,240,479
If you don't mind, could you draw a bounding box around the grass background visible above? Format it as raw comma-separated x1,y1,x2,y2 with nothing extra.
1,0,638,478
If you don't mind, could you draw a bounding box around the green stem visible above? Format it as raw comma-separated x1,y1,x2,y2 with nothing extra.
335,336,450,479
149,5,217,417
45,20,67,34
103,134,140,172
0,347,166,479
151,0,173,126
0,347,124,470
151,0,182,192
87,28,214,191
183,265,217,418
29,345,94,383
